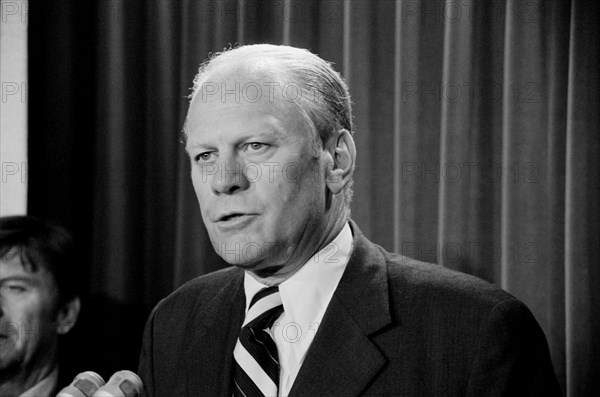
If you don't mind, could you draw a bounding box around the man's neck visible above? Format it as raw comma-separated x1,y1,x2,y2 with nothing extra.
248,216,348,286
0,362,56,397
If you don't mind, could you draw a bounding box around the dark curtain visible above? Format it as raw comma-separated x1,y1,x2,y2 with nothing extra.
28,1,599,395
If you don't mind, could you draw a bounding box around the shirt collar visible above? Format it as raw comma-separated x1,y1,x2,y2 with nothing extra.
243,222,353,329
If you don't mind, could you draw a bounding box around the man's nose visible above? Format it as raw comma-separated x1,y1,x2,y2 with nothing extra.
211,158,250,195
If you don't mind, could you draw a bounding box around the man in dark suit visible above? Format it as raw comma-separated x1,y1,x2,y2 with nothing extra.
139,44,561,396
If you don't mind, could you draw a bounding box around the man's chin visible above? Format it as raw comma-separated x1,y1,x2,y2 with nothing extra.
217,253,285,277
211,237,270,263
0,344,18,372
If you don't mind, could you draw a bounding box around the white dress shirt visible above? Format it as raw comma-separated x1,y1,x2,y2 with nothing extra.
243,222,353,396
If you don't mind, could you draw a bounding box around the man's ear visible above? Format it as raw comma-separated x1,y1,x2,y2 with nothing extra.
325,129,356,194
56,296,81,335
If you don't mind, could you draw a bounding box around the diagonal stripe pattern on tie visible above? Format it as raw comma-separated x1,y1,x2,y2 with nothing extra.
233,286,284,397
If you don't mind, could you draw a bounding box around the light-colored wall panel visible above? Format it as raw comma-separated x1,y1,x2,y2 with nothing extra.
1,0,28,215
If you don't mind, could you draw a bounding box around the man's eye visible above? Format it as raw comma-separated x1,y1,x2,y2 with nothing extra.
246,143,268,152
194,152,214,162
7,285,26,293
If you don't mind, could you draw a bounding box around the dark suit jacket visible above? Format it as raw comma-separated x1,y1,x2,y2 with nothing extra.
138,223,561,396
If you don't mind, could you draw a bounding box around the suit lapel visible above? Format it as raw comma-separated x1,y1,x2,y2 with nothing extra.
289,222,392,397
183,269,245,397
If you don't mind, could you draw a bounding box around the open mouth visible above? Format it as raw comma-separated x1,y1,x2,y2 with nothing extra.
220,213,245,222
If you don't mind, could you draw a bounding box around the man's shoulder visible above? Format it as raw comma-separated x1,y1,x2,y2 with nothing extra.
379,246,518,313
348,222,517,312
372,246,542,346
152,266,242,317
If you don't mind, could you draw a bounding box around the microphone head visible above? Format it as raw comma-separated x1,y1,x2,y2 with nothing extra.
56,371,105,397
92,370,143,397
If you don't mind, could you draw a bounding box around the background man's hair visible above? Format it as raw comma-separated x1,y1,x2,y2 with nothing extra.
0,215,79,307
188,44,355,210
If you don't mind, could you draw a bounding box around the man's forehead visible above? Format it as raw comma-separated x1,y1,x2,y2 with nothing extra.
185,61,314,144
0,248,51,281
185,106,306,154
190,95,287,120
193,57,302,104
187,84,308,134
192,80,294,110
203,54,284,83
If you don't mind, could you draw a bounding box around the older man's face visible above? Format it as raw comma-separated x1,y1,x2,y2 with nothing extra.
185,72,333,274
0,250,60,373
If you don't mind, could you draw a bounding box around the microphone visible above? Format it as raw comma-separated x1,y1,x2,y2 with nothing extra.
56,371,105,397
92,370,143,397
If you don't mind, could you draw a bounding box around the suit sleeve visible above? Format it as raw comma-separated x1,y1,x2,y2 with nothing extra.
466,298,563,396
138,306,158,397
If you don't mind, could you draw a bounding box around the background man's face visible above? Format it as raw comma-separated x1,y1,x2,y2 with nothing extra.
185,71,331,273
0,251,60,373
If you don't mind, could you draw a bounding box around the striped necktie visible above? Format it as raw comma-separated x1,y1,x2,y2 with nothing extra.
233,286,284,397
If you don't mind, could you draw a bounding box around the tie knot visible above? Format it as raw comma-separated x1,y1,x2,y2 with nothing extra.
244,286,283,329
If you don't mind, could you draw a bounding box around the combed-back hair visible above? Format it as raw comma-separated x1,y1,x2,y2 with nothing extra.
0,215,79,307
191,44,354,149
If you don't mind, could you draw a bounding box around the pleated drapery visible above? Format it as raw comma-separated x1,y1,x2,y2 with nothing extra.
28,1,599,394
